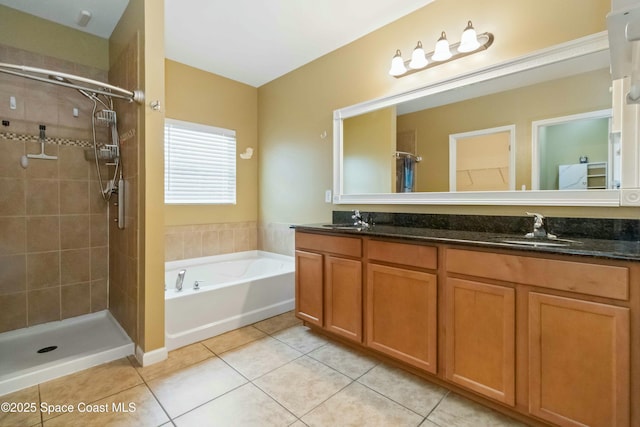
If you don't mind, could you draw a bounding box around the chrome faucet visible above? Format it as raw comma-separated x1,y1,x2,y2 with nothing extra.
525,212,556,239
175,269,186,291
352,210,372,229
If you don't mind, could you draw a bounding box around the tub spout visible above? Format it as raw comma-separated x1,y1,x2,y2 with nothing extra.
175,269,186,291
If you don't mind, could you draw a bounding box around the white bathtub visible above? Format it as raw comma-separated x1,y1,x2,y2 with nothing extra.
164,250,295,351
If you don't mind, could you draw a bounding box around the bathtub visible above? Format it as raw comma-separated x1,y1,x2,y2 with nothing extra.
164,250,295,351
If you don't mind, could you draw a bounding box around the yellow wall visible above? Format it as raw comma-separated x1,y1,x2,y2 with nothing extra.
164,60,258,226
110,0,166,354
258,0,640,221
343,107,396,193
0,5,109,70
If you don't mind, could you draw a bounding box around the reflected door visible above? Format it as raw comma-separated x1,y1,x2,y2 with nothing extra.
449,125,515,192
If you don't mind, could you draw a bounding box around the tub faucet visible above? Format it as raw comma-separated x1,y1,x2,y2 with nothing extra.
175,269,186,291
525,212,556,239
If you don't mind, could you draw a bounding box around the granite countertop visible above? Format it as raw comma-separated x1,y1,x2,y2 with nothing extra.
294,223,640,262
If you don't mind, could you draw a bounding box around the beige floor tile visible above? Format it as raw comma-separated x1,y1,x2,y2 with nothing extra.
174,383,296,427
254,355,351,418
302,381,423,427
427,393,527,427
219,336,302,380
39,358,142,420
43,384,168,427
0,385,41,427
201,325,266,354
358,364,447,417
130,342,214,381
252,311,302,334
272,325,329,354
308,341,378,379
147,356,247,418
419,420,441,427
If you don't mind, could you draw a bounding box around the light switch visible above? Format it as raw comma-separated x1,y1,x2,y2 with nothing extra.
9,96,16,110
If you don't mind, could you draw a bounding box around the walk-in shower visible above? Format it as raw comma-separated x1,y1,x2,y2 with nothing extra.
0,62,143,229
0,61,144,394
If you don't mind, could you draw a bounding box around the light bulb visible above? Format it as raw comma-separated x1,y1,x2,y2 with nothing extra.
409,41,428,69
458,21,481,53
389,50,407,76
431,31,452,61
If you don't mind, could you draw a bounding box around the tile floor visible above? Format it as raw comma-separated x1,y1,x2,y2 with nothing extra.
0,311,528,426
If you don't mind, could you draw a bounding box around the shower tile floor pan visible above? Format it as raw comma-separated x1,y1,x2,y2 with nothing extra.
0,310,134,395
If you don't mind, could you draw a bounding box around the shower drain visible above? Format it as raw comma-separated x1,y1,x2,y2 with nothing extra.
37,346,58,354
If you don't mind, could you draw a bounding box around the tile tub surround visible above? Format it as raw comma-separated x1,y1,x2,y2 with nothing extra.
259,221,295,257
0,312,526,427
333,210,640,241
165,221,258,261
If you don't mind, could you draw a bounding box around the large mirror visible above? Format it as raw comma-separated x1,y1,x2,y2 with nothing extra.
333,32,632,206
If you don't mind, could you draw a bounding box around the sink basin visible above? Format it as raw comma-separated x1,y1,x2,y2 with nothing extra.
321,223,363,230
497,238,580,247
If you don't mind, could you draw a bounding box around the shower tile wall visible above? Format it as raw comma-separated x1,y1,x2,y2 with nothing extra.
0,140,109,333
0,46,111,334
108,35,140,343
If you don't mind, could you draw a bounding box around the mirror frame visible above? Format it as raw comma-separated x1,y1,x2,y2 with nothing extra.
333,31,632,207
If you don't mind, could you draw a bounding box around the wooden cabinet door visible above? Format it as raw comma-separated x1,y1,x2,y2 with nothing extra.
366,264,437,373
295,250,323,326
445,278,515,406
324,256,362,342
528,293,630,427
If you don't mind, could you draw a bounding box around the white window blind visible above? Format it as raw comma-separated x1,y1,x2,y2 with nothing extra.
164,119,236,204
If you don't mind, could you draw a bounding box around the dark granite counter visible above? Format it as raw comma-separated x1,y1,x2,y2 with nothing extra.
294,223,640,262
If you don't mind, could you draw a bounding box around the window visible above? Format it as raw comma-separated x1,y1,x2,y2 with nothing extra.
164,119,236,204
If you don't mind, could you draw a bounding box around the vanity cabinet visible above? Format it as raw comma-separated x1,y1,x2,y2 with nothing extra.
446,248,631,427
528,293,629,427
295,231,363,342
366,240,438,373
295,229,637,426
444,277,516,406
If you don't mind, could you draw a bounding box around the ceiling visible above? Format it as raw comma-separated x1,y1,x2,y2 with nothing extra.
0,0,435,87
0,0,129,39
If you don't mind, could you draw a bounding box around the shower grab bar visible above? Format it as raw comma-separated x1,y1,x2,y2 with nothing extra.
0,62,144,103
118,173,125,230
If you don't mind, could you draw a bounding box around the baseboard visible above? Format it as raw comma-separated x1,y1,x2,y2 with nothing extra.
135,345,168,367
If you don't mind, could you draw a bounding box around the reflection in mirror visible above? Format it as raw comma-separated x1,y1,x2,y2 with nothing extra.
396,67,611,192
338,35,613,199
343,107,396,194
449,125,515,192
532,109,619,190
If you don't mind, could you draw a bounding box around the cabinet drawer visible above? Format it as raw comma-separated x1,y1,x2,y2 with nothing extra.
367,240,437,270
446,249,629,300
296,232,361,258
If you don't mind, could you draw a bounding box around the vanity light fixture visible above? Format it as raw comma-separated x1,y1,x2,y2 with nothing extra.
389,20,494,78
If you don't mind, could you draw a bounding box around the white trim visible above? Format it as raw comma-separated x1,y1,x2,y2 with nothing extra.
531,109,612,190
449,125,516,192
332,32,626,207
135,345,168,367
331,189,620,206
